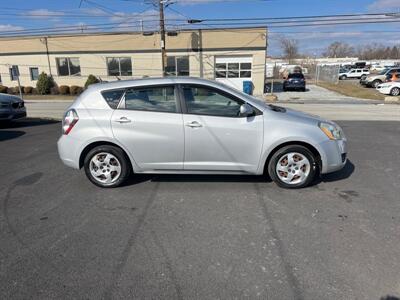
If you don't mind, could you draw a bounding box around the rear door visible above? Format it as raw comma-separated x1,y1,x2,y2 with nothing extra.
180,84,264,173
111,84,184,171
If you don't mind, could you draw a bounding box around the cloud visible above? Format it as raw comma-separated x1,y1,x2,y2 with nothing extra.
25,9,65,19
0,24,24,32
368,0,400,11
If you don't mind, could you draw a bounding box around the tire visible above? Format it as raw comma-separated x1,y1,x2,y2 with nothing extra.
268,145,317,189
390,87,400,96
340,75,347,80
84,145,131,188
372,80,382,88
302,87,306,92
361,75,367,80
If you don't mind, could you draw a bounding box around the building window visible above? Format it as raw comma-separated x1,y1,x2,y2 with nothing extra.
30,67,39,81
216,62,252,78
107,57,132,76
56,57,81,76
165,56,189,76
9,68,17,81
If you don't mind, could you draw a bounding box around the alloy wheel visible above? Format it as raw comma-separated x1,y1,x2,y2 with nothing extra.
89,152,122,184
275,152,311,185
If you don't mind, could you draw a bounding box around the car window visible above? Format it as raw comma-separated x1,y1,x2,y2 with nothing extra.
350,70,355,73
181,85,244,117
124,86,177,113
101,89,125,109
288,73,304,79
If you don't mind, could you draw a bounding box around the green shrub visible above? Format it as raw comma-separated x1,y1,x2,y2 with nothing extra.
32,88,38,95
70,85,84,95
84,74,99,88
24,86,33,94
59,85,70,95
36,72,54,94
0,85,8,93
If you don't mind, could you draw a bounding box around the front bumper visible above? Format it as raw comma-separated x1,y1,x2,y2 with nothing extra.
318,138,348,174
0,108,26,120
376,86,391,95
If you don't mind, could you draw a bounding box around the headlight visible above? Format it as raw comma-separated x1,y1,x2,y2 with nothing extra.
319,122,343,140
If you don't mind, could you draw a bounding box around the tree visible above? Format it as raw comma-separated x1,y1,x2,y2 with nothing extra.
84,74,100,88
324,42,355,58
279,38,299,63
36,72,54,95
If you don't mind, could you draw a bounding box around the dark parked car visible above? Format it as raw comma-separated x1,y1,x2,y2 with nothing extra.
0,93,26,122
283,73,306,92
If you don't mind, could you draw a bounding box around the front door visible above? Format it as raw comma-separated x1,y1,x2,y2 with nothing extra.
111,85,184,171
180,84,264,173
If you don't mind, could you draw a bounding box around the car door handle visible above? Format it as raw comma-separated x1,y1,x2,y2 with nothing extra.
185,121,203,128
114,117,131,124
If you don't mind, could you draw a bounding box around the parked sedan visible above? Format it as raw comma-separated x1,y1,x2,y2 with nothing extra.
376,81,400,96
283,73,306,91
0,93,26,122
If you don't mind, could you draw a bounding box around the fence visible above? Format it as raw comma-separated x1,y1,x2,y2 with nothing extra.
315,65,340,84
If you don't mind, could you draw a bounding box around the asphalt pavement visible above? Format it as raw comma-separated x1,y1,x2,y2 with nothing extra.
0,118,399,299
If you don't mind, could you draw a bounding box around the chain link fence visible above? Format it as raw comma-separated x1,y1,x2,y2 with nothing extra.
315,65,340,84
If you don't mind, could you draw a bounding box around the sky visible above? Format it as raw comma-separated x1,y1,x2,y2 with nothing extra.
0,0,399,56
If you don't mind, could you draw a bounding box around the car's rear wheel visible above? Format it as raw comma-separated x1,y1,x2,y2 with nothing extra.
340,75,347,80
268,145,317,189
372,80,382,88
390,87,400,96
84,145,130,188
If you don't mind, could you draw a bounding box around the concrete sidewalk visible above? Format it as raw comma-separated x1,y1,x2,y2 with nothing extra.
25,100,399,121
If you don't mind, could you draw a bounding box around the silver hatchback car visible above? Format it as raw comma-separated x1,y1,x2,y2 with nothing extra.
57,77,347,189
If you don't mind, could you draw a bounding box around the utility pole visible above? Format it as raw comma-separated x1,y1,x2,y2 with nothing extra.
159,0,167,76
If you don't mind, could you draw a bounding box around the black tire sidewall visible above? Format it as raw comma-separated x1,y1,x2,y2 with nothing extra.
84,145,130,188
373,80,382,88
268,145,317,189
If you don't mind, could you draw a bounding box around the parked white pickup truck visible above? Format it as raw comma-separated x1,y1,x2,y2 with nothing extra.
339,69,370,80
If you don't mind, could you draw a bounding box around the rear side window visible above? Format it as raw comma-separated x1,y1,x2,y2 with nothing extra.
101,89,125,109
124,86,177,113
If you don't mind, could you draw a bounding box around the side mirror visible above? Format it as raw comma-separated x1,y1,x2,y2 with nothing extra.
240,103,254,117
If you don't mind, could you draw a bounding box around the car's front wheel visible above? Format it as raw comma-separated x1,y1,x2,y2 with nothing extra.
84,145,130,188
390,87,400,96
268,145,317,189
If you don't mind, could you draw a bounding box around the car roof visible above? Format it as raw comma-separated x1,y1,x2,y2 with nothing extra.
87,77,229,92
77,77,268,112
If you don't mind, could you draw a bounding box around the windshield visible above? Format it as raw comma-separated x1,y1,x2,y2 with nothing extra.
380,69,389,75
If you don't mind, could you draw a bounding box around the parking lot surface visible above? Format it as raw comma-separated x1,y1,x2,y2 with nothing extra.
269,83,380,103
1,119,400,299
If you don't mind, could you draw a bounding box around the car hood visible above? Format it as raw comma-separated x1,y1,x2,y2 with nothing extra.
265,104,334,126
0,93,23,103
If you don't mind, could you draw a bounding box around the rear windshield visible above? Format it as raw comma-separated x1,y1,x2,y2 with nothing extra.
101,89,125,109
288,73,304,79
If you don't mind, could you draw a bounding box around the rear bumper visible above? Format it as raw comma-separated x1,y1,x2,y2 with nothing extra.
318,138,348,174
57,134,82,169
283,83,305,89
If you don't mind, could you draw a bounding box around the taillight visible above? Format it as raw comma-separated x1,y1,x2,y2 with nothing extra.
62,109,79,135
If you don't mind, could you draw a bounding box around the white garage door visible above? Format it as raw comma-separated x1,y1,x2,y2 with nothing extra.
215,56,252,92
